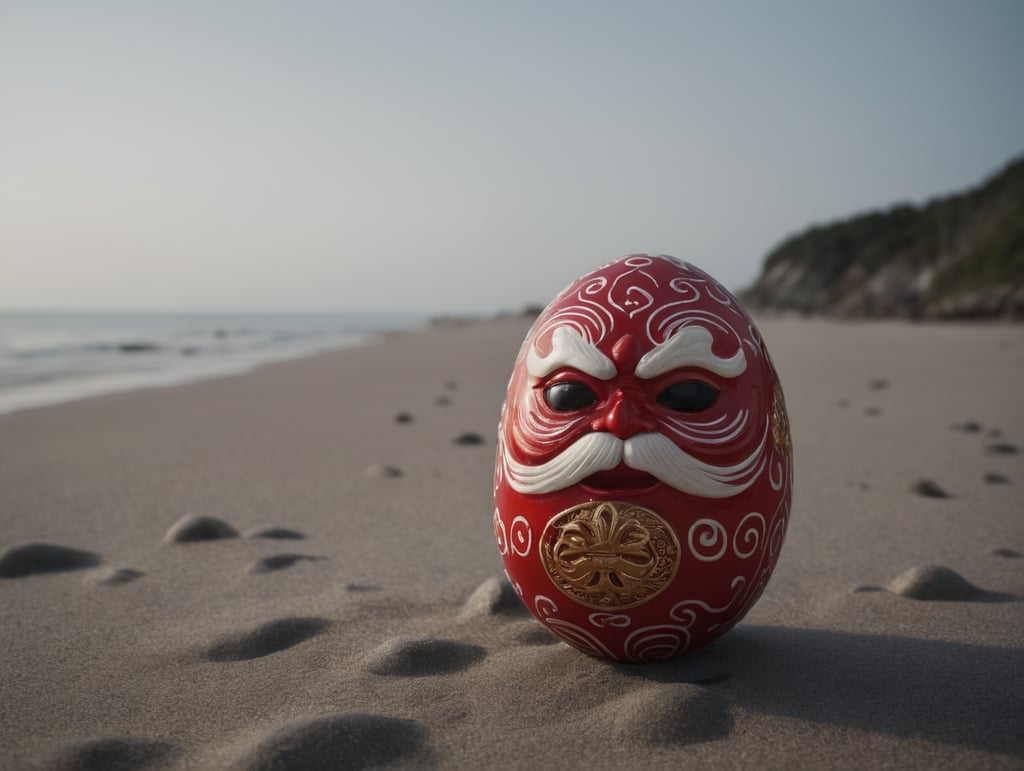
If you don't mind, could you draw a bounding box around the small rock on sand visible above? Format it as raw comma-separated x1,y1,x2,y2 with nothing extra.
594,683,733,746
986,442,1019,455
232,713,430,771
951,421,983,433
460,576,527,619
362,464,403,478
887,565,981,601
912,479,953,498
363,636,486,676
163,515,238,544
989,547,1021,558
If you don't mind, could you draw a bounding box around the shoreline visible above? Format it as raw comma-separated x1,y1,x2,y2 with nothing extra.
0,314,439,417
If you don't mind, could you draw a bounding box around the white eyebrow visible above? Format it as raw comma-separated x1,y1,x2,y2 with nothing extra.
635,325,746,379
527,326,616,380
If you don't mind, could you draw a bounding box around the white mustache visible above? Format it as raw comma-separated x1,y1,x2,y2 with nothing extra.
503,429,766,498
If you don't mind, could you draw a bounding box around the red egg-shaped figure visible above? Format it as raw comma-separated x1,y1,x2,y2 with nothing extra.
494,255,792,662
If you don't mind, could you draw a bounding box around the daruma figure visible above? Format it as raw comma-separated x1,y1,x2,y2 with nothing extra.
494,255,792,662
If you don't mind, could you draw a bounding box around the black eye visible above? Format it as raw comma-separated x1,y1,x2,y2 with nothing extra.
544,381,598,411
657,381,719,412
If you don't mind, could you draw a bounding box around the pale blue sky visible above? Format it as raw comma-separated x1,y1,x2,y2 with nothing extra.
2,1,1022,313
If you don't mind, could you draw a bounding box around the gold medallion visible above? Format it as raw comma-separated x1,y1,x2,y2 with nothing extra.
540,501,680,609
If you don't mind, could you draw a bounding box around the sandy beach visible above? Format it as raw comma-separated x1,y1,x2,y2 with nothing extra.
1,316,1022,770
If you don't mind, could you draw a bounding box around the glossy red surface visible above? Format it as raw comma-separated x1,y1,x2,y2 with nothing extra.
494,255,792,662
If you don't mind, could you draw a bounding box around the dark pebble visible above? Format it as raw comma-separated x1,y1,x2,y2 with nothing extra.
987,443,1019,455
912,479,952,499
951,421,982,433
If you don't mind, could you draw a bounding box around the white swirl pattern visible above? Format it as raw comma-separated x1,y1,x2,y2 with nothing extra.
660,410,749,446
493,508,507,556
588,612,632,628
624,624,692,662
534,594,558,618
509,516,532,557
688,519,728,562
546,619,620,660
733,512,765,559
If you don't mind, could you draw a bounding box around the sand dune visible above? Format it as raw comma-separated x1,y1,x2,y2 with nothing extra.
1,317,1022,769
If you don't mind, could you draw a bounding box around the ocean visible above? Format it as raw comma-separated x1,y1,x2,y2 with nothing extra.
0,310,430,415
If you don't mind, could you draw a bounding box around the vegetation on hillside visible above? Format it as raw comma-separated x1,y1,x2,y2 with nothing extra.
744,155,1024,319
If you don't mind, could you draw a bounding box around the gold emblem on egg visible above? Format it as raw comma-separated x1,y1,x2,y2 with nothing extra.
540,501,680,609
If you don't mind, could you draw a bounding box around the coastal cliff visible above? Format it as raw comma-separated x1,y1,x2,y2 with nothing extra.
741,155,1024,319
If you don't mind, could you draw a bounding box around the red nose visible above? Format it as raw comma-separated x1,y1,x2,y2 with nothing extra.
591,390,658,439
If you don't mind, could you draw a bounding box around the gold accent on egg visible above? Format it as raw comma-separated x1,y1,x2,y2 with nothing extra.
772,380,791,457
540,501,679,609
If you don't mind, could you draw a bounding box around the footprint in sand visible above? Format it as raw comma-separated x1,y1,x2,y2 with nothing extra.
245,554,323,574
31,736,178,771
912,479,953,498
231,712,430,771
205,617,330,662
986,442,1019,455
163,515,238,544
990,548,1021,558
885,565,1017,602
243,527,306,540
363,636,486,676
362,464,403,479
0,542,101,579
89,567,145,586
951,420,983,433
591,683,733,746
345,583,383,592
